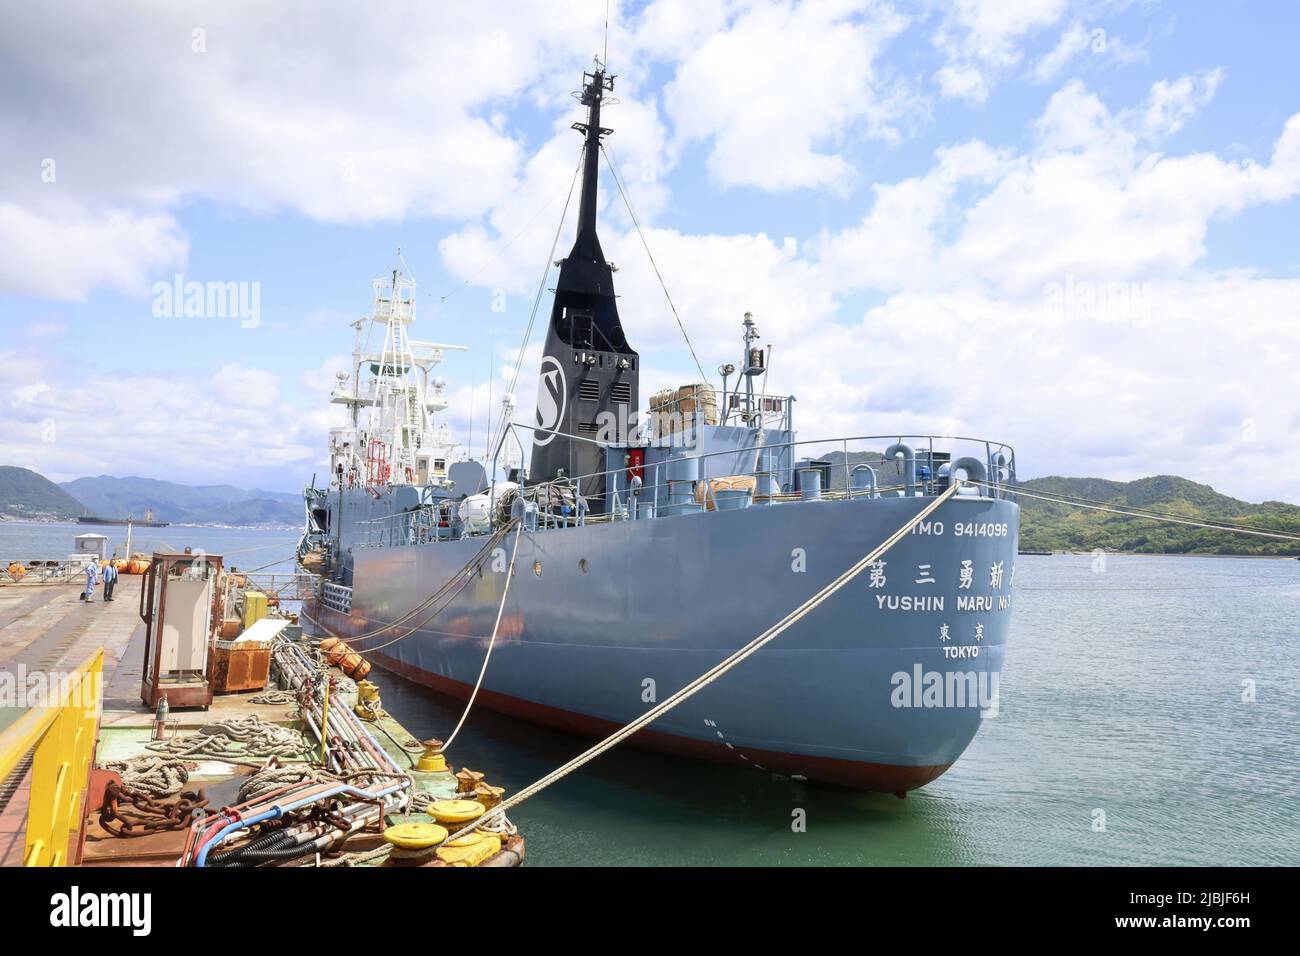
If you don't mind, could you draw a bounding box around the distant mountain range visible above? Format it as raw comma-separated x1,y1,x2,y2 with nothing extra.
0,467,302,527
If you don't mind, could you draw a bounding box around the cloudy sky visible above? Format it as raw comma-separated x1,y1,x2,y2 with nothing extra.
2,0,1298,502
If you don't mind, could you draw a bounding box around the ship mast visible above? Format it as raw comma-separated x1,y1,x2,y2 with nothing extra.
528,61,638,500
571,65,614,267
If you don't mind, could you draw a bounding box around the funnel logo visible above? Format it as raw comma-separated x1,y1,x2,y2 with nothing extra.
534,355,566,446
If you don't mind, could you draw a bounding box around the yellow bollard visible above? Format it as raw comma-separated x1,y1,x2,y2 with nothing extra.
416,738,446,773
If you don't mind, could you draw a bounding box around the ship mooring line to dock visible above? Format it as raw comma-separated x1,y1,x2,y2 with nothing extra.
442,522,523,751
972,481,1300,542
438,481,964,847
301,521,516,647
338,523,517,653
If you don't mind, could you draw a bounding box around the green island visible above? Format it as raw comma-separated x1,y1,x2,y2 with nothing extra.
1017,476,1300,557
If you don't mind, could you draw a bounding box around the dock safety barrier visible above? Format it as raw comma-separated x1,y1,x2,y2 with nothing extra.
0,647,104,866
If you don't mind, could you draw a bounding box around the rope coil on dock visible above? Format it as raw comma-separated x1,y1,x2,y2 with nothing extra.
103,755,191,797
250,689,295,705
147,715,309,762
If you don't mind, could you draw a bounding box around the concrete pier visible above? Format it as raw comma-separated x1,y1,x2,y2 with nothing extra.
0,576,146,864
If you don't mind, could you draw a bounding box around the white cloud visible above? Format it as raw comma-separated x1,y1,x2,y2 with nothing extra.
663,0,918,190
932,0,1069,99
0,0,628,299
805,75,1300,300
212,364,281,410
946,76,1298,295
0,203,187,301
0,351,325,487
934,0,1070,67
4,3,1300,508
1136,69,1224,139
1032,21,1093,81
934,65,989,103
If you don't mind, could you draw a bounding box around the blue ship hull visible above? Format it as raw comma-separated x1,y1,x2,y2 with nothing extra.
308,490,1019,792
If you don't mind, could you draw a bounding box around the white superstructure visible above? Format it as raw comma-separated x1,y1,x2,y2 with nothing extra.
327,265,466,491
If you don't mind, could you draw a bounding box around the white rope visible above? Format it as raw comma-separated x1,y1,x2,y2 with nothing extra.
442,523,523,750
103,755,190,797
440,480,965,846
979,481,1300,542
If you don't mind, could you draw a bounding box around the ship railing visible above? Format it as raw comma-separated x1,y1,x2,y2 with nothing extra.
2,560,80,584
354,502,455,550
349,429,1017,547
488,428,1016,532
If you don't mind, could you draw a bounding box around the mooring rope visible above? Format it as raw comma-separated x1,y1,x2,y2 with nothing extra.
438,480,965,847
441,522,523,751
301,521,516,648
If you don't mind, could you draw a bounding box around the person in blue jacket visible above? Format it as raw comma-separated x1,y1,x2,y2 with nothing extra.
102,559,118,602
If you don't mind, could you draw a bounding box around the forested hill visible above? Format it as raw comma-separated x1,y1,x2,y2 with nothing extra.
0,465,86,520
1017,476,1300,556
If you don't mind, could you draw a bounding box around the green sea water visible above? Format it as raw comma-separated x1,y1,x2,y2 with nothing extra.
376,553,1300,866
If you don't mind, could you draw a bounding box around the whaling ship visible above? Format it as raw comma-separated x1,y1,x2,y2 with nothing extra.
300,63,1020,793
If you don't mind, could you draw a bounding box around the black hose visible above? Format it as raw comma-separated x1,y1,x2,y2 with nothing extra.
206,829,297,867
209,842,317,867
